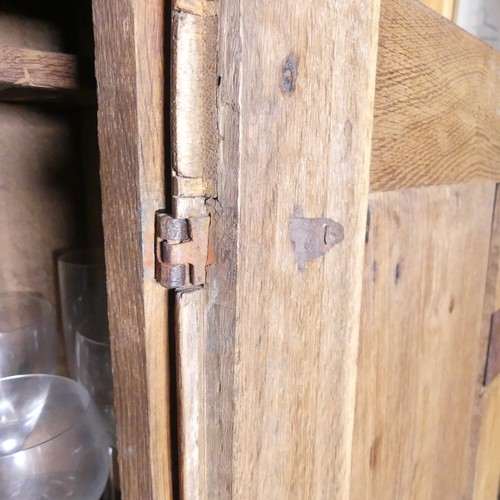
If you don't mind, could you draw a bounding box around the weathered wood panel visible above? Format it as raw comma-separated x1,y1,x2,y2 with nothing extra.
351,184,495,499
170,2,218,498
473,185,500,500
206,0,382,497
371,0,500,192
92,0,172,498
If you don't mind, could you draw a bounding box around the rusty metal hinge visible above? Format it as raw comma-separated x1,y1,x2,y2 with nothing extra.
155,212,211,289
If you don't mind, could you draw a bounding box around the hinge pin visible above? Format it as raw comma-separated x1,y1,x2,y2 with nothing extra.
155,212,211,289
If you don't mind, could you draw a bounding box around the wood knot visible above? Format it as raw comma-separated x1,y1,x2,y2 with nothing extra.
281,55,298,94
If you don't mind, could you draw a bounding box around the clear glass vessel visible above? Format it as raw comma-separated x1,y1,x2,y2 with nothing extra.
58,249,106,378
0,292,56,377
0,375,110,499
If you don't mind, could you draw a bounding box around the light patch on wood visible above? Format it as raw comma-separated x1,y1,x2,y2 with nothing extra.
174,0,218,17
172,11,217,197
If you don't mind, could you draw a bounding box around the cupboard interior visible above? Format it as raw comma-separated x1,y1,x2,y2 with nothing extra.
0,1,102,375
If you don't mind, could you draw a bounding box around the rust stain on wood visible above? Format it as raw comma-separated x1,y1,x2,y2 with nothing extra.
289,212,344,270
280,54,298,94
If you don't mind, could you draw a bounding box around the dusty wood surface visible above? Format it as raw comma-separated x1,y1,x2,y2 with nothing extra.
203,0,382,497
421,0,456,19
473,184,500,500
351,184,495,499
0,46,86,101
92,0,172,498
371,0,500,192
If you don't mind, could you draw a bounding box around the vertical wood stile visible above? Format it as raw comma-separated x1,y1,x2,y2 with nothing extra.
473,184,500,500
171,1,218,498
207,0,382,497
92,0,172,498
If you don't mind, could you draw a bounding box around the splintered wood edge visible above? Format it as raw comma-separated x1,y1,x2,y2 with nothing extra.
0,46,80,93
174,0,218,17
371,0,500,192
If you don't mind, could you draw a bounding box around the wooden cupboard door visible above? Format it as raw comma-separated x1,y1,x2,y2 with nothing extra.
93,0,500,497
352,185,495,499
168,0,500,499
172,0,382,498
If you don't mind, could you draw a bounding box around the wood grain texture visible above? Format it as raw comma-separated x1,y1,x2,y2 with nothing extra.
174,0,217,16
206,0,382,498
474,377,500,500
371,0,500,192
92,0,172,498
473,184,500,500
421,0,456,19
176,289,206,500
0,46,86,101
170,3,217,497
202,0,240,497
351,184,495,499
172,10,217,199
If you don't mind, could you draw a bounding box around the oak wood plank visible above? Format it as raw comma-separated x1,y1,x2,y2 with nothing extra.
203,1,239,497
351,184,495,499
206,0,382,497
176,289,207,500
92,0,172,498
371,0,500,192
473,185,500,500
0,46,88,102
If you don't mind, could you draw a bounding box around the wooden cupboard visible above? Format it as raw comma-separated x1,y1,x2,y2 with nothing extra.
3,0,500,498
